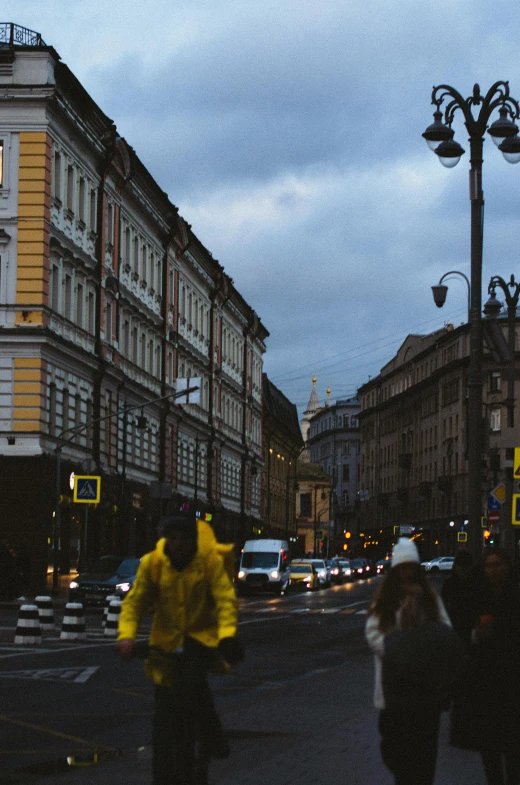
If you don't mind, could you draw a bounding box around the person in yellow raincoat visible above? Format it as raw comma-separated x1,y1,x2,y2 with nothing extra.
116,514,243,785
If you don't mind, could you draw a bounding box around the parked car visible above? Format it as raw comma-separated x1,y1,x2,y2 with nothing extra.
421,556,455,573
326,558,344,584
289,562,319,591
68,555,141,606
292,558,331,587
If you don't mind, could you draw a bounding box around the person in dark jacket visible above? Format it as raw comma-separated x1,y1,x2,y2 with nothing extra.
463,548,520,785
441,550,473,641
365,538,454,785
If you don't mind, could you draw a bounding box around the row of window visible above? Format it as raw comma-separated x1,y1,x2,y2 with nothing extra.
179,281,210,340
50,262,96,331
53,149,97,231
120,218,163,296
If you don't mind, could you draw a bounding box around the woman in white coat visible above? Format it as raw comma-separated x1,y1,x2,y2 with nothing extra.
365,538,452,785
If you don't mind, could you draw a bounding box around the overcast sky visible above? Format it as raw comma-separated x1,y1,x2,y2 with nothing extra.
6,1,520,412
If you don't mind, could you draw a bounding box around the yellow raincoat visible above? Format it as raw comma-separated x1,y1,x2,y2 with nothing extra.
118,520,237,685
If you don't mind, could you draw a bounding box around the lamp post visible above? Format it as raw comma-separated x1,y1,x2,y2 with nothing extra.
313,486,328,557
423,81,520,557
484,276,520,554
51,384,199,594
484,275,520,429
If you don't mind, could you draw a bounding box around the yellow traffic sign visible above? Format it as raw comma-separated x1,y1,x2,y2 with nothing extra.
490,483,507,504
512,494,520,526
514,448,520,478
457,532,468,542
73,475,101,504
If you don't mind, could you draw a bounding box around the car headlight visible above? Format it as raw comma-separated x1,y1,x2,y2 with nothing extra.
331,569,339,575
116,582,131,593
237,570,246,579
318,570,325,578
304,576,312,582
345,569,351,575
270,570,279,580
69,581,79,589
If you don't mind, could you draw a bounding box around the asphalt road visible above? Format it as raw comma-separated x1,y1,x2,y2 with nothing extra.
0,577,377,781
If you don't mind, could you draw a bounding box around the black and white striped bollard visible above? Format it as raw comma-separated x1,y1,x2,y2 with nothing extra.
14,604,42,645
60,602,86,640
104,598,122,637
35,595,55,632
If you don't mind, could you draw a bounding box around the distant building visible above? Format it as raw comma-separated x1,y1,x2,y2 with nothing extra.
260,374,303,543
358,318,520,559
295,460,331,557
307,394,360,555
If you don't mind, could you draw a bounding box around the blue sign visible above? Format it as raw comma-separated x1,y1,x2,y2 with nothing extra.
487,495,501,512
73,475,101,504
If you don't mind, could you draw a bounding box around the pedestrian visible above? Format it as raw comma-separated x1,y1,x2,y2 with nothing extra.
454,547,520,785
365,538,459,785
116,514,243,785
441,550,474,641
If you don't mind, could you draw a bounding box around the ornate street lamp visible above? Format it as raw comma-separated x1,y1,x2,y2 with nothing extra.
484,275,520,429
423,82,520,556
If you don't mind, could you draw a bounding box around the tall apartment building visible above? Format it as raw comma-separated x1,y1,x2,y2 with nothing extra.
0,24,268,591
307,394,360,553
358,318,520,558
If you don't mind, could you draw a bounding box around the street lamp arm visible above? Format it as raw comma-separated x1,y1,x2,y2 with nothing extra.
439,270,470,290
54,385,200,454
432,270,471,322
488,274,520,308
432,82,520,135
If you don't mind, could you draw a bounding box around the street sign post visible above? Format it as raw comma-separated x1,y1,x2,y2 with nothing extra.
487,495,501,512
73,475,101,504
487,510,501,526
512,494,520,526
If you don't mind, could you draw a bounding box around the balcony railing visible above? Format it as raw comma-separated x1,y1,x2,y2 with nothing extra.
0,23,45,48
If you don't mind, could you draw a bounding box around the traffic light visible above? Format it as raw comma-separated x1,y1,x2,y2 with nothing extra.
483,529,491,542
343,543,348,551
344,531,351,539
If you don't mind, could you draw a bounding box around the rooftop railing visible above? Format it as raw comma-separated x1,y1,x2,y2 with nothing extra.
0,23,45,48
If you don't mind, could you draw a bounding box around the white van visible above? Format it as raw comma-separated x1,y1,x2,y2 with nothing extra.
236,539,290,595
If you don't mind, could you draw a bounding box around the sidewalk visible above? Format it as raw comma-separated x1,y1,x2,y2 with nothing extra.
12,642,485,785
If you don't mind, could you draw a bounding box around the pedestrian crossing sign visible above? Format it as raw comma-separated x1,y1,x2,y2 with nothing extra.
73,475,101,504
512,494,520,526
514,448,520,478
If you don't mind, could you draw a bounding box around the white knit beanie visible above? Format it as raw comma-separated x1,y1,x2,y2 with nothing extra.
391,537,420,568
